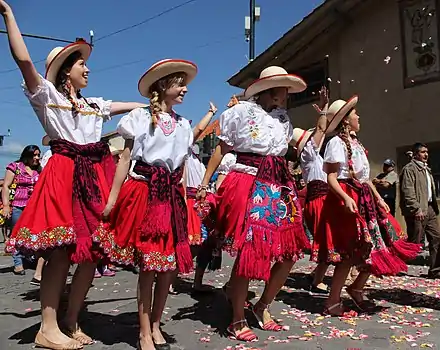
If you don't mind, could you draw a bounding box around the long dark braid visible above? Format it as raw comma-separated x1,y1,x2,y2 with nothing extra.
337,119,356,179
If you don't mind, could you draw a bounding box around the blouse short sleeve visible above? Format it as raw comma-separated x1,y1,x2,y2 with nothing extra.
117,108,149,140
87,97,112,122
324,136,346,164
22,75,56,107
218,105,241,146
6,162,17,173
218,153,237,175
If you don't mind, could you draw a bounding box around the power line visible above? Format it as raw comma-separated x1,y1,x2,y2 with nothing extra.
0,58,45,75
93,34,241,74
94,0,197,43
0,29,74,44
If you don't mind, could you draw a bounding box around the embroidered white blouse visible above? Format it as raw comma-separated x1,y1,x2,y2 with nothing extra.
324,136,370,182
218,101,293,175
300,138,326,183
218,152,237,175
23,76,112,145
185,153,206,188
117,107,193,172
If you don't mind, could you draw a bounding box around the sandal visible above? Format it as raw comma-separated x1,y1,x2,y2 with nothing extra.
346,287,375,311
35,331,83,349
323,302,345,317
226,320,258,342
251,302,283,331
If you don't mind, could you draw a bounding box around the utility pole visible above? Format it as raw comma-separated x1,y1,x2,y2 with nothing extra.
244,1,260,62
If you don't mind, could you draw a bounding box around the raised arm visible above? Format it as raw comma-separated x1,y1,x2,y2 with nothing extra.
102,139,133,217
110,102,148,117
1,1,40,94
193,102,218,141
311,86,329,147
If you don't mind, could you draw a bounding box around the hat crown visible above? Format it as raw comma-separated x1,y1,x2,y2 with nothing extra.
259,66,289,79
327,99,348,116
292,128,306,143
46,47,64,69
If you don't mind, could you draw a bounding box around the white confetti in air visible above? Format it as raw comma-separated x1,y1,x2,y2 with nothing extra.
325,54,329,58
384,56,391,64
411,79,415,83
312,92,316,95
327,77,332,82
394,46,399,51
384,89,388,92
337,80,341,84
360,50,364,54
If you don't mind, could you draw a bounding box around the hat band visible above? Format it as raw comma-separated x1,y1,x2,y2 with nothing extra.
295,130,308,149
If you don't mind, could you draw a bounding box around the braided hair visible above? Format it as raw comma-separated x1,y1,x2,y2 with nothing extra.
336,108,357,179
148,72,187,128
55,51,100,117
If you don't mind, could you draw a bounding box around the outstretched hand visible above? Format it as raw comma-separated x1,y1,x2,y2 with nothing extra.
312,86,329,113
209,101,218,114
0,0,11,15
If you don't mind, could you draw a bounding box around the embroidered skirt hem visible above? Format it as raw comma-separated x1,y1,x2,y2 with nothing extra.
4,153,112,264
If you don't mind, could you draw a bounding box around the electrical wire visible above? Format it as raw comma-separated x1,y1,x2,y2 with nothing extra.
0,58,46,75
92,34,241,74
94,0,197,43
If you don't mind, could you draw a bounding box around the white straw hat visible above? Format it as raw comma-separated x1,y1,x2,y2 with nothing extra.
45,40,92,85
244,66,307,99
325,95,359,133
138,59,198,98
41,135,51,146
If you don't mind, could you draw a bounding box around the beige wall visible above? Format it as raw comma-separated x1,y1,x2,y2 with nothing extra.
287,0,440,176
282,0,440,225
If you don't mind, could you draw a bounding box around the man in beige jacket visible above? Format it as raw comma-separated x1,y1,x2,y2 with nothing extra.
400,143,440,279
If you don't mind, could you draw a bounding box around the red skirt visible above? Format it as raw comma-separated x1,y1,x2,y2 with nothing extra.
305,194,328,262
187,198,202,245
215,171,309,281
316,182,421,275
95,178,178,272
5,153,111,263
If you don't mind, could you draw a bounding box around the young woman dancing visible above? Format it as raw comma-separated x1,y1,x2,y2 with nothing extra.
198,66,310,342
2,1,146,348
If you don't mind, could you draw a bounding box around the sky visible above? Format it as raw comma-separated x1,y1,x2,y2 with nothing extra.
0,0,324,169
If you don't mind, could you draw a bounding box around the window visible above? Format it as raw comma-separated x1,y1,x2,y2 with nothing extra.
397,141,440,197
287,60,328,109
398,0,440,88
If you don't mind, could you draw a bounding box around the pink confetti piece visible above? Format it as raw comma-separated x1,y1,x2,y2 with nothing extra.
24,308,32,312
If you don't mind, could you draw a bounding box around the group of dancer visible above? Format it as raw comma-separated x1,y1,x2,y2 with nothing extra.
1,1,422,349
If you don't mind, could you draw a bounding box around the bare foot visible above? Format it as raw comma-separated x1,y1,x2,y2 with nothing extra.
151,326,167,345
36,328,83,349
139,335,156,350
64,324,94,345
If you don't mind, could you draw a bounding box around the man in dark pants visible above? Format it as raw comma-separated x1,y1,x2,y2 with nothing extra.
400,143,440,279
373,159,398,216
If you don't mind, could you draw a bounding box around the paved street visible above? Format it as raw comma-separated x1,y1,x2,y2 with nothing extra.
0,252,439,350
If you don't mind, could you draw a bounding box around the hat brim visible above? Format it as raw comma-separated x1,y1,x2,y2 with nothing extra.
138,60,198,98
296,129,315,156
45,41,92,85
244,74,307,99
325,95,359,134
42,135,51,146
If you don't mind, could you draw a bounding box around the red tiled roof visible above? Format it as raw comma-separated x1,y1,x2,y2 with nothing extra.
196,120,220,141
